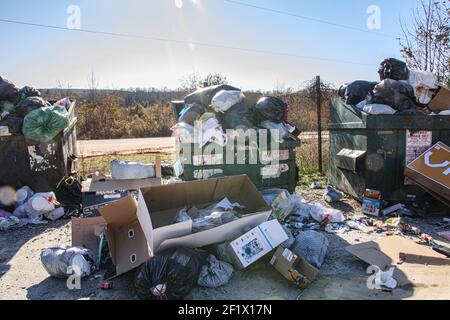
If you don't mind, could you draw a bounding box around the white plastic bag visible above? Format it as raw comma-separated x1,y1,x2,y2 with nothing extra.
211,90,245,113
110,160,155,180
40,245,95,278
362,104,396,115
408,70,438,104
309,203,345,223
196,117,227,148
197,255,234,288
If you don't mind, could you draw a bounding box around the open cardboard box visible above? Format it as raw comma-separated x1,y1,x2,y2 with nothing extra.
136,175,272,257
99,196,150,277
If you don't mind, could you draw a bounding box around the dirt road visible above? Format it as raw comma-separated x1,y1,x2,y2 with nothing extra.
77,132,329,157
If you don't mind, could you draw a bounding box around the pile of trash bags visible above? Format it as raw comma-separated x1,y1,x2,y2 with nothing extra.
338,58,443,115
0,75,71,142
172,84,299,148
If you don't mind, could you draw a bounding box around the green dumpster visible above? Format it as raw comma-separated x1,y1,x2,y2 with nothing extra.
176,138,300,193
328,98,450,202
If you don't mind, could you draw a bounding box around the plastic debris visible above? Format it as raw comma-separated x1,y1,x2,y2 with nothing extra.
323,186,343,203
291,230,329,269
197,255,234,288
40,245,96,278
211,90,245,113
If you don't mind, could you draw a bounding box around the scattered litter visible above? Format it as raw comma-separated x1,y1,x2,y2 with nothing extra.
0,216,21,231
291,230,329,269
211,90,245,113
346,220,373,234
40,245,95,278
197,255,234,288
310,182,322,189
323,186,343,203
309,203,345,224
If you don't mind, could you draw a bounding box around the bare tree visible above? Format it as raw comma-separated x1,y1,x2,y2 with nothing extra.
180,72,228,91
400,0,450,84
87,70,100,102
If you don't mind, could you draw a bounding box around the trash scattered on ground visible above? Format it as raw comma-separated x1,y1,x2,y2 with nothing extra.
270,247,319,289
362,189,382,216
40,245,96,278
291,230,329,269
323,186,343,203
197,255,234,288
0,216,22,231
134,248,207,300
310,182,322,189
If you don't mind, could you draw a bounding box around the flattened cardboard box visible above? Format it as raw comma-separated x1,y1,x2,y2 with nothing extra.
270,247,319,289
136,175,272,256
404,142,450,206
99,196,150,277
227,219,288,269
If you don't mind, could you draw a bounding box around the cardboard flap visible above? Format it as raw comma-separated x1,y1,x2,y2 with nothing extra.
82,177,161,192
99,196,138,228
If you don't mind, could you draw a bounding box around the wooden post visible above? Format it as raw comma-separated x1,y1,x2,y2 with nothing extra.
316,76,323,173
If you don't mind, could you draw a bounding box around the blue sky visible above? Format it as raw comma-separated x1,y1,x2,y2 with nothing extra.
0,0,419,90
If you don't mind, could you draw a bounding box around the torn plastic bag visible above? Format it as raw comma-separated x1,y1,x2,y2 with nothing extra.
184,84,240,107
110,160,155,180
309,203,345,223
178,103,206,126
338,81,378,105
271,191,304,222
408,70,438,105
255,96,287,123
134,248,207,300
361,104,396,115
171,122,195,144
291,230,329,269
197,255,234,288
0,76,20,102
366,79,417,111
23,105,69,142
223,102,257,130
41,245,95,278
16,96,49,117
0,115,23,134
378,58,409,81
196,117,227,148
211,90,245,113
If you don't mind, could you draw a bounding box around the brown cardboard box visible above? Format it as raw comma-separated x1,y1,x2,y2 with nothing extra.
270,247,319,289
428,86,450,113
136,175,272,256
99,196,150,277
71,216,106,257
404,142,450,206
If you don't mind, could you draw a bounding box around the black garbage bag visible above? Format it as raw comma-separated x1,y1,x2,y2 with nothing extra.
184,84,240,107
338,81,378,105
255,96,287,123
378,58,409,81
134,248,207,300
19,86,41,98
223,102,257,130
0,76,20,102
54,175,82,211
178,103,206,126
0,115,23,134
366,79,417,111
15,96,48,117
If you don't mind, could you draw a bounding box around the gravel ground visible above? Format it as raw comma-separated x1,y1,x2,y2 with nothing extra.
0,184,448,300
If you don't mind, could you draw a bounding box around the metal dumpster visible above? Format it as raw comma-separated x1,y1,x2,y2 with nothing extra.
328,98,450,202
177,138,300,193
0,101,78,192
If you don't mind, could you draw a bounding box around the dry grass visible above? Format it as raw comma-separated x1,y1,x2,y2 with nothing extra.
78,153,173,178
